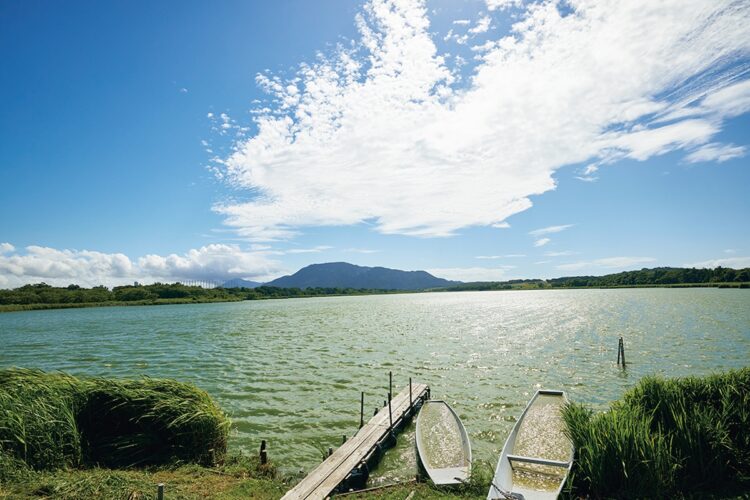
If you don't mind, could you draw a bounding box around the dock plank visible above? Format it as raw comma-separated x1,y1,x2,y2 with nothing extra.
282,383,428,500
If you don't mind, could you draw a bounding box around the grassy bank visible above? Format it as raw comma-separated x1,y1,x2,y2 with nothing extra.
563,367,750,498
0,369,230,472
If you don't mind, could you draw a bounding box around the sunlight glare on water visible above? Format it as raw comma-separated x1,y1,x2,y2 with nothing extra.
1,289,749,478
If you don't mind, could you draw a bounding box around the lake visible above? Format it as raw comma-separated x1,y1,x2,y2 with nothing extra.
1,289,749,478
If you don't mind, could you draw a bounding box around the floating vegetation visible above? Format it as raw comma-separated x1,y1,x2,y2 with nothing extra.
563,367,750,498
0,368,230,473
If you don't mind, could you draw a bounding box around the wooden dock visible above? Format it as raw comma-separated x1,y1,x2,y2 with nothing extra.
281,383,430,500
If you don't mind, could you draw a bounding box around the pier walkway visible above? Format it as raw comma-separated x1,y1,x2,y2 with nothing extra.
281,382,429,500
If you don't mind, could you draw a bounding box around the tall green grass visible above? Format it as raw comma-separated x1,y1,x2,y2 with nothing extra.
563,367,750,498
0,368,230,473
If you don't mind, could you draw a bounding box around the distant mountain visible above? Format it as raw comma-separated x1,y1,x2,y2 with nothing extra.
221,278,262,288
265,262,459,290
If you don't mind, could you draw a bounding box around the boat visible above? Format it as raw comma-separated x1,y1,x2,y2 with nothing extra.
415,400,472,485
487,390,574,500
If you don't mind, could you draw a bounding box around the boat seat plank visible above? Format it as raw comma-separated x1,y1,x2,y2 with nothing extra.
506,454,570,468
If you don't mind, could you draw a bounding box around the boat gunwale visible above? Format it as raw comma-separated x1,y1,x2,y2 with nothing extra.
415,399,472,485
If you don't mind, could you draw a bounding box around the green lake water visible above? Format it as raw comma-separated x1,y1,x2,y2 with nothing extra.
1,289,749,480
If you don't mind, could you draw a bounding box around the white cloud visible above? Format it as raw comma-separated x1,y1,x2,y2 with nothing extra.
427,266,515,282
0,243,14,254
534,238,551,247
684,142,746,163
469,16,492,35
475,254,525,259
544,251,577,257
529,224,574,237
724,249,737,254
686,256,750,269
345,248,381,254
486,0,523,11
557,256,656,272
180,87,188,93
214,0,750,241
284,245,333,254
453,19,470,26
0,243,283,288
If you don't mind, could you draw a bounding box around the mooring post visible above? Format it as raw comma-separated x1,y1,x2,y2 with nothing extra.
409,377,413,410
389,371,392,401
374,407,378,415
620,337,626,368
260,440,267,465
360,391,365,428
157,483,164,500
388,392,393,430
328,447,333,457
342,435,347,444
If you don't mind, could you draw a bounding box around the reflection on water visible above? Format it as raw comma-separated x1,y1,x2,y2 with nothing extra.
417,402,467,469
511,393,570,492
1,288,749,478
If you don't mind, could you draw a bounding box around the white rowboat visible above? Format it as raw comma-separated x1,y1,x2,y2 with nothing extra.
487,390,574,500
415,400,472,485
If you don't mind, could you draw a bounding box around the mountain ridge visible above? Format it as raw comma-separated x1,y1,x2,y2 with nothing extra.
265,262,458,290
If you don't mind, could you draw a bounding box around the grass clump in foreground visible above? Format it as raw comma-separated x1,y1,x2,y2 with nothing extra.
0,368,230,473
562,367,750,498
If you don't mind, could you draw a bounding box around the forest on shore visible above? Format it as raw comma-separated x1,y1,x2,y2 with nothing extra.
1,266,748,312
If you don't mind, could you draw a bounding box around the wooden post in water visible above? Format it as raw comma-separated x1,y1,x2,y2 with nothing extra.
328,447,333,457
389,371,392,401
157,483,164,500
360,392,365,428
388,392,393,430
617,337,627,368
409,377,413,410
342,435,347,444
260,440,267,465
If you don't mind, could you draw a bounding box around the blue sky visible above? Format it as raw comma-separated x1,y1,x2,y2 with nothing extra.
1,0,749,287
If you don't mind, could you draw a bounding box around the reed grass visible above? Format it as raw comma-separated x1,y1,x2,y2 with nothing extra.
563,367,750,498
0,368,230,474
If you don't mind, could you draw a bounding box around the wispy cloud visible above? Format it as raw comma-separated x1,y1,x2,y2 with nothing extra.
534,238,551,247
685,256,750,269
557,256,656,272
345,248,381,254
475,254,525,259
544,251,577,257
684,143,746,163
529,225,574,237
214,0,750,241
427,266,515,282
284,245,333,254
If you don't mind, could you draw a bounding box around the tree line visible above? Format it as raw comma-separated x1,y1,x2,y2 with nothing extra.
0,282,397,306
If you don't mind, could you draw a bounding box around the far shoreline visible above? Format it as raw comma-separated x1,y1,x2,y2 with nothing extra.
1,281,747,314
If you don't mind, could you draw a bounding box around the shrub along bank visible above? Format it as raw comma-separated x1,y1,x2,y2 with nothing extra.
563,367,750,498
0,368,230,473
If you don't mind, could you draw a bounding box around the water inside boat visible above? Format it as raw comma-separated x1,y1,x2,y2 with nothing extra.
510,393,571,491
417,402,469,470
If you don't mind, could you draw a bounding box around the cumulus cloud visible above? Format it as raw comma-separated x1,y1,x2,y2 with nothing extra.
427,266,515,282
0,243,14,254
685,256,750,269
0,244,283,288
214,0,750,241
